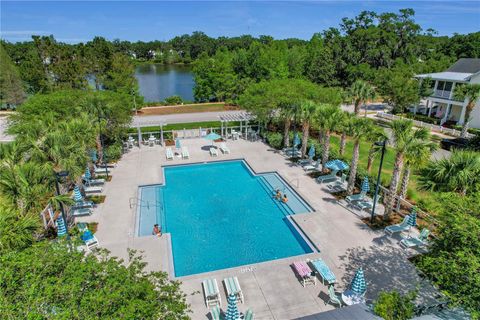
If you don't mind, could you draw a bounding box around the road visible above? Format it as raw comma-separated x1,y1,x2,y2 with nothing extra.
131,110,248,127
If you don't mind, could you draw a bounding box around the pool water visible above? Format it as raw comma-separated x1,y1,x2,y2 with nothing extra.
137,160,313,277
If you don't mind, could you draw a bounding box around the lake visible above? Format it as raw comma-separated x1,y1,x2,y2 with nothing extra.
135,64,195,103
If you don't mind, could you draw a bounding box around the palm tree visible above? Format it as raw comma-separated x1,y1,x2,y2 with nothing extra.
454,84,480,138
345,117,374,195
366,127,388,174
339,113,353,156
346,80,376,116
0,205,39,253
297,101,319,157
315,105,344,171
384,119,430,220
398,136,437,199
418,150,480,196
279,103,299,148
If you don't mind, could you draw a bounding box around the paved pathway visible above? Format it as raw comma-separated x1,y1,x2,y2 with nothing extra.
0,117,13,142
80,138,440,319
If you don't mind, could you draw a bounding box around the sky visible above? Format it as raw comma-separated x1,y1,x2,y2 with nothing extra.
1,1,479,43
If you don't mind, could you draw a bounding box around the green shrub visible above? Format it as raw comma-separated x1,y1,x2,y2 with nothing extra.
373,290,416,320
163,95,184,105
404,113,439,125
266,132,283,149
453,125,480,135
105,143,122,161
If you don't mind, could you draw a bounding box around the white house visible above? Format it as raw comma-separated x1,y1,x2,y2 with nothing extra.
415,58,480,129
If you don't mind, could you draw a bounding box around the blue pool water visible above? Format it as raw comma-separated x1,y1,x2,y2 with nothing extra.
137,160,313,277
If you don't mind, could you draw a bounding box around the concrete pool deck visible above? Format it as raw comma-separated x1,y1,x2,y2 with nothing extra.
78,138,440,319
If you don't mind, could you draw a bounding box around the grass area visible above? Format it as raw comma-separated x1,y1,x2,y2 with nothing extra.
137,102,239,115
129,121,241,133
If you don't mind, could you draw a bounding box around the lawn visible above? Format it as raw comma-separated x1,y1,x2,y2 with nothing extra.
137,102,239,115
128,121,241,133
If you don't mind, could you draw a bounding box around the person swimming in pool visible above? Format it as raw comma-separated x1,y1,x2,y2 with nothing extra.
282,194,288,203
274,189,282,200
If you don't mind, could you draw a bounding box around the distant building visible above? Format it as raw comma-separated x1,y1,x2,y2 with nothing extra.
415,58,480,129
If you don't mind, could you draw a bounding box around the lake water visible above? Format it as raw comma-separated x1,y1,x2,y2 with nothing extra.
135,64,195,102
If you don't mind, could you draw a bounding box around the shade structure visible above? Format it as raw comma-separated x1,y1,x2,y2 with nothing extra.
89,149,97,162
84,166,92,181
325,159,349,171
175,138,181,149
350,267,367,295
408,208,417,227
73,185,83,202
361,176,370,193
308,145,315,159
293,133,301,147
225,294,240,320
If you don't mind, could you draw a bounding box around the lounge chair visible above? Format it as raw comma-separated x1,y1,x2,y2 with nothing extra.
385,216,411,236
304,161,321,172
83,185,103,194
400,229,430,249
316,170,338,183
220,143,230,154
83,177,105,186
81,230,99,251
283,148,301,157
210,305,221,320
354,199,373,211
326,285,343,307
328,173,347,191
310,258,336,286
181,147,190,159
96,162,117,168
292,261,316,287
93,165,110,174
244,308,254,320
346,191,366,203
71,207,92,217
210,147,218,157
202,278,221,307
223,276,244,304
165,147,174,160
297,159,311,166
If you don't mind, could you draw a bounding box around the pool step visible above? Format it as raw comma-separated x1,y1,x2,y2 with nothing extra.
260,174,311,215
257,176,293,216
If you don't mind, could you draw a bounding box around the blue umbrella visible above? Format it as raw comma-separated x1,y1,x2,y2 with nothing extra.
89,150,97,162
175,138,181,149
84,166,92,181
293,133,301,148
351,267,367,295
308,145,315,159
361,176,370,193
408,207,417,227
73,185,83,202
56,216,67,237
205,132,221,146
225,294,240,320
325,159,349,171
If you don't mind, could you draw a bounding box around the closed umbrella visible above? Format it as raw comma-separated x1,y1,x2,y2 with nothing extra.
361,176,370,193
89,150,97,162
225,294,240,320
408,207,417,227
293,133,301,148
175,138,181,149
73,185,83,203
308,145,315,160
350,267,367,295
84,166,92,181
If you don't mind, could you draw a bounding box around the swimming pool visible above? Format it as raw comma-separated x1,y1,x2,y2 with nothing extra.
137,160,314,277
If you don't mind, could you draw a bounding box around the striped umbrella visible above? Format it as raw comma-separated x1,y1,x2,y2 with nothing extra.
361,176,370,193
175,138,181,149
351,267,367,295
293,133,300,148
84,166,92,181
325,159,349,171
308,145,315,159
89,150,98,162
73,185,83,202
225,294,240,320
408,207,417,227
56,216,67,237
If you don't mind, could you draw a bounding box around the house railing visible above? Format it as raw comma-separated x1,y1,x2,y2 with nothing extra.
433,89,451,99
376,112,473,138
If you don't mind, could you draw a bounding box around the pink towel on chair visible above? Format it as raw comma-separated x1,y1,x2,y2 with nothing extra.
293,261,312,277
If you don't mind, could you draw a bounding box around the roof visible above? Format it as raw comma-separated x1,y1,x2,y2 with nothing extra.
446,58,480,73
296,304,382,320
415,72,473,82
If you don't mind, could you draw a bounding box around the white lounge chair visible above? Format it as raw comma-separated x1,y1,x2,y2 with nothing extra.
85,235,99,251
165,147,174,160
223,276,244,304
83,185,103,194
181,147,190,159
220,142,230,154
354,199,373,211
304,161,321,172
71,207,92,217
210,147,218,157
317,171,338,183
83,177,105,186
400,229,430,249
93,165,110,174
385,216,411,236
346,191,366,203
202,278,221,307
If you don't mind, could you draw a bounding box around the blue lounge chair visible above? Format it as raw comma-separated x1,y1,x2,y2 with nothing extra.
71,207,92,217
304,161,321,172
210,305,222,320
202,278,221,307
346,191,366,203
317,170,338,183
400,229,430,249
165,147,174,160
310,258,336,285
354,200,373,211
326,285,343,307
244,308,254,320
223,276,244,303
385,216,411,235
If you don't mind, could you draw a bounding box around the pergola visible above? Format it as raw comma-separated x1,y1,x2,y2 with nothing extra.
131,120,167,147
218,112,256,140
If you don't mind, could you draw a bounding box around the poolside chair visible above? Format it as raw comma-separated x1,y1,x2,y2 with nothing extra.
292,261,316,287
93,165,110,175
202,278,221,307
243,308,254,320
83,177,105,186
165,147,174,160
181,146,190,159
346,191,366,203
81,230,99,251
83,184,103,194
297,158,311,166
223,276,244,304
316,171,338,183
71,207,93,217
385,216,411,236
328,173,347,192
210,147,218,157
304,161,321,172
220,142,230,154
354,199,373,211
400,229,430,249
310,258,336,286
326,285,343,307
210,305,222,320
96,162,117,168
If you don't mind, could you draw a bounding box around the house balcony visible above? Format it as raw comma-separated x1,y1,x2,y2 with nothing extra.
433,89,451,99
